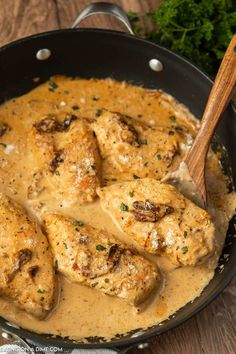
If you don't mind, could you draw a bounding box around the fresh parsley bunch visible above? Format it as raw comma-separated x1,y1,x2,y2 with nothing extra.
128,0,236,76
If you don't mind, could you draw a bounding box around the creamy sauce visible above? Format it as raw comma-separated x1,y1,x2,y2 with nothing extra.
0,77,235,341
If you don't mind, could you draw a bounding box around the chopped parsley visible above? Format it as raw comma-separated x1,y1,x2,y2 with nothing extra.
54,260,59,271
181,246,188,254
128,0,236,76
49,81,58,90
139,139,148,145
184,231,188,238
37,289,45,294
91,282,98,288
95,109,103,117
169,115,176,122
54,170,60,176
156,154,162,160
96,244,106,251
72,105,80,110
72,220,84,227
120,203,129,212
63,242,68,249
129,191,134,197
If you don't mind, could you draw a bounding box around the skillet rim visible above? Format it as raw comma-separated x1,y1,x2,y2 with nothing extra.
0,27,235,350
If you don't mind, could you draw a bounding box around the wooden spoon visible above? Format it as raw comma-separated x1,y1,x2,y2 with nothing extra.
163,34,236,208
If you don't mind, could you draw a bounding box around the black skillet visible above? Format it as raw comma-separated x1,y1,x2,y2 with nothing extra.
0,2,235,353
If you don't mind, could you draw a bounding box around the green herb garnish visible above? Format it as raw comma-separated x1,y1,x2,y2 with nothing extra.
91,282,98,288
156,154,162,160
49,81,58,90
72,105,79,110
63,242,68,249
169,115,176,122
120,203,129,212
54,260,59,271
95,109,103,117
37,289,45,294
72,220,84,227
129,191,134,197
128,0,236,76
181,246,188,254
139,139,147,145
96,244,106,251
184,231,188,238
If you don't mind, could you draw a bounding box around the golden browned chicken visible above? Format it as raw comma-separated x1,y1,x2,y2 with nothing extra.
0,194,56,318
97,178,216,266
43,213,160,306
29,113,101,205
92,111,183,183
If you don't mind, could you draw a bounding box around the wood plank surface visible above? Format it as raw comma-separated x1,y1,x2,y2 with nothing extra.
0,1,235,354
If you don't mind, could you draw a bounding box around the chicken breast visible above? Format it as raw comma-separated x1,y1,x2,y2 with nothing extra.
97,178,216,266
29,113,101,205
43,213,160,306
92,111,183,183
0,194,56,318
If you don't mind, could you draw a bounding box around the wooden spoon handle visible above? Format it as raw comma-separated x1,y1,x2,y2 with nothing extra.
185,34,236,173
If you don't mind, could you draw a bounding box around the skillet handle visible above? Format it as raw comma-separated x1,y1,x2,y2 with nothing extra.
71,2,134,35
0,327,35,353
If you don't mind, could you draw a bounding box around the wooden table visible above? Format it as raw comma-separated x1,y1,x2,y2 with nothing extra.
0,1,235,353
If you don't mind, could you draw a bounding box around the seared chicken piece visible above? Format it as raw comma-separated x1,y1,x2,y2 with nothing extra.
43,213,160,306
97,178,216,266
29,113,101,204
92,111,182,182
0,194,56,318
